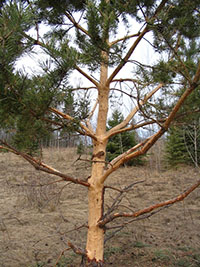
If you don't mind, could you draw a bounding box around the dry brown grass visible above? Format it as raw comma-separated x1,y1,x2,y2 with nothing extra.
0,147,200,266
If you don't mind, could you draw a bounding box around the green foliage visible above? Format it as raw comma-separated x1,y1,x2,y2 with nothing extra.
106,110,144,166
165,126,190,166
152,249,171,262
77,140,85,155
12,114,52,155
0,0,200,158
165,122,200,167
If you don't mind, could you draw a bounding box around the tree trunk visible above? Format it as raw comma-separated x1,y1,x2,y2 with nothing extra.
86,174,104,266
85,50,109,265
85,138,107,265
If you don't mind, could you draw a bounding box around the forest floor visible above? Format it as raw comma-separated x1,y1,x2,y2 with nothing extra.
0,148,200,267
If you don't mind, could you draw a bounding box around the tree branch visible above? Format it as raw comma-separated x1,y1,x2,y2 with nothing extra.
68,241,86,256
164,61,200,129
64,11,89,37
103,180,145,220
106,27,149,85
103,65,200,180
106,0,169,85
98,179,200,227
111,78,146,84
0,141,90,187
85,98,98,131
49,107,97,140
106,83,163,139
106,119,164,139
109,32,141,47
75,65,99,87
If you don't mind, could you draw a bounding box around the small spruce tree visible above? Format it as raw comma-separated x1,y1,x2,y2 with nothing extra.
106,110,144,166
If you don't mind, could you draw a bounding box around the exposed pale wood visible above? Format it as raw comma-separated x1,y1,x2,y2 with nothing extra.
49,107,97,140
98,179,200,227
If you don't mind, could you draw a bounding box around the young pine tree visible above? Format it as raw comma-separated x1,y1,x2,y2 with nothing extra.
1,1,200,266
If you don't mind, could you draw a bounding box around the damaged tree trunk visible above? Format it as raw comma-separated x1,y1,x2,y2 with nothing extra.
86,163,105,266
85,53,109,265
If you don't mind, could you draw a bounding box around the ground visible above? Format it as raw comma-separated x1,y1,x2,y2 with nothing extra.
0,148,199,267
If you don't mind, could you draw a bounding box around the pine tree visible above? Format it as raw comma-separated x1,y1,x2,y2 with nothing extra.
165,67,200,167
165,126,190,166
107,110,144,166
1,1,200,266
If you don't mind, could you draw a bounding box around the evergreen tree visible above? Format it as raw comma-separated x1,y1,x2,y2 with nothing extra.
165,126,190,166
1,1,200,266
166,120,200,167
165,66,200,167
107,110,144,166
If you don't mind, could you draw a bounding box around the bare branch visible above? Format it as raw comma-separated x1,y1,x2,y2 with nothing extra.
85,98,99,131
75,66,99,87
106,83,163,139
54,248,71,267
100,139,150,183
0,141,90,187
106,27,149,85
70,86,98,91
109,32,141,47
60,223,88,235
106,119,164,138
98,179,200,227
111,78,146,85
103,180,145,220
164,61,200,129
104,68,200,176
68,241,86,256
104,206,170,243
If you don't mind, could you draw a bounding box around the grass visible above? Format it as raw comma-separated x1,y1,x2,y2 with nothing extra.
104,246,122,260
133,241,150,248
152,249,171,262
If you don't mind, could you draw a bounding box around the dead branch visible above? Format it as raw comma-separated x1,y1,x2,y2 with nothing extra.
103,66,200,180
58,223,88,235
107,27,149,85
0,141,90,187
104,205,170,244
106,119,164,139
86,98,99,131
68,241,86,256
111,78,147,85
164,61,200,129
103,181,145,220
101,140,149,182
106,83,163,139
54,248,71,267
98,179,200,227
13,179,70,187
